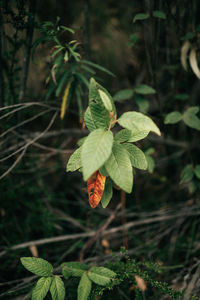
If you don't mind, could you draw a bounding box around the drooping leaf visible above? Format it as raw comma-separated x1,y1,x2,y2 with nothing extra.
84,107,98,132
32,277,52,300
152,10,166,19
122,143,147,170
81,129,113,181
50,276,65,300
118,111,161,136
105,142,133,193
101,178,113,208
98,89,113,112
87,171,106,208
115,129,132,143
21,257,53,277
194,165,200,179
180,164,194,184
77,272,92,300
66,147,82,172
164,111,182,124
135,84,156,95
60,81,71,120
128,130,149,142
133,13,149,23
55,72,68,97
61,262,88,278
182,106,200,130
88,267,116,286
113,89,134,102
189,48,200,79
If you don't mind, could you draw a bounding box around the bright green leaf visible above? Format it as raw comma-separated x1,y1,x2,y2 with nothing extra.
113,89,134,102
128,130,149,142
118,111,161,136
101,178,113,208
133,13,149,23
135,84,156,95
66,147,82,172
50,276,65,300
88,267,116,286
82,129,113,181
21,257,53,277
105,142,133,193
123,143,147,170
32,277,52,300
153,10,166,19
115,129,132,143
180,164,194,184
98,89,113,112
62,262,88,278
78,272,92,300
164,111,182,124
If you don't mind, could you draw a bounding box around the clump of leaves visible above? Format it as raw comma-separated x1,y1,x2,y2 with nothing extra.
66,78,161,208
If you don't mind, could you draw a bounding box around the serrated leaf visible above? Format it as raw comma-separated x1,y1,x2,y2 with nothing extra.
32,277,52,300
101,178,113,208
135,84,156,95
61,262,89,278
152,10,166,19
194,165,200,179
78,272,92,300
87,171,106,208
21,257,53,277
189,48,200,79
90,100,110,129
164,111,182,124
82,129,113,181
88,267,116,286
118,111,161,136
50,276,65,300
181,40,191,71
128,130,149,142
180,164,194,184
98,89,113,112
133,13,149,23
66,147,82,172
105,142,133,193
122,143,147,170
84,107,98,132
115,129,132,143
113,89,134,102
182,106,200,130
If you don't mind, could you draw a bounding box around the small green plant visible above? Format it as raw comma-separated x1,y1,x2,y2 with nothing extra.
66,77,160,208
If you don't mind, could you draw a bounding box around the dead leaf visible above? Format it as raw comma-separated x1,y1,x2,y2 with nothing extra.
181,41,190,71
189,48,200,79
60,81,71,120
135,275,147,291
87,171,106,208
29,245,38,257
51,64,58,85
101,238,110,248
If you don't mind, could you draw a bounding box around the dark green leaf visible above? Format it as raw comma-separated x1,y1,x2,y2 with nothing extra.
133,13,149,23
180,164,194,184
113,89,134,102
152,10,166,19
135,84,156,94
88,267,116,286
101,178,113,208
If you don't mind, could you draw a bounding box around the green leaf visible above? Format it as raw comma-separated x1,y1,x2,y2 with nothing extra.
164,111,182,124
82,60,115,77
97,82,117,118
78,272,92,300
180,164,194,184
115,129,132,143
128,130,149,142
77,137,87,147
50,276,65,300
21,257,53,277
181,32,195,41
98,89,113,112
135,95,149,113
122,143,147,170
145,155,155,174
66,147,82,172
105,142,133,193
82,129,113,181
135,84,156,94
133,13,149,23
113,89,134,102
194,165,200,179
101,178,113,208
128,33,139,47
174,93,189,101
62,262,88,278
182,106,200,130
118,111,161,136
99,165,109,176
152,10,166,19
88,267,116,286
32,277,52,300
84,107,98,132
